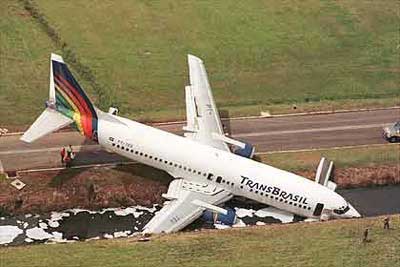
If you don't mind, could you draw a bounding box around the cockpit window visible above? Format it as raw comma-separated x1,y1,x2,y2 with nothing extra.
333,204,350,215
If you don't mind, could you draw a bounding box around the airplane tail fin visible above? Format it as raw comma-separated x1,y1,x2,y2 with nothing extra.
21,53,99,143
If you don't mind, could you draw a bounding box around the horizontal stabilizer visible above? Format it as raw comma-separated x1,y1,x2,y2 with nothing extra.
212,133,246,149
20,108,73,143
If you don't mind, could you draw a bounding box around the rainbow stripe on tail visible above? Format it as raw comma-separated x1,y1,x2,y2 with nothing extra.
20,54,99,143
51,54,98,141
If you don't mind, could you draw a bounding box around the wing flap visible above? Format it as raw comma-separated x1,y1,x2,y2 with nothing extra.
143,179,232,234
184,55,230,152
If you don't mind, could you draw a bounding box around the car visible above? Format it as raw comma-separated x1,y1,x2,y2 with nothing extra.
383,121,400,143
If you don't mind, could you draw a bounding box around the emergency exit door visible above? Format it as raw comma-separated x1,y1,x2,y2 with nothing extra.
313,203,324,216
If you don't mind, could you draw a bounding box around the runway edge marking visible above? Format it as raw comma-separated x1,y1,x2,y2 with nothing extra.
257,143,399,155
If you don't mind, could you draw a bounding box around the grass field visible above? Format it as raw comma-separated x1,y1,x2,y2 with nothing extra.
1,0,399,126
260,144,400,172
0,0,58,125
1,216,399,267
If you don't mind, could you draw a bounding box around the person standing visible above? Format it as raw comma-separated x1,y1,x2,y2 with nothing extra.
67,145,73,159
383,217,390,230
65,145,73,168
60,147,66,164
362,228,369,243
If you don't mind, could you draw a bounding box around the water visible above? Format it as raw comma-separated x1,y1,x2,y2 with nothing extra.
2,185,399,246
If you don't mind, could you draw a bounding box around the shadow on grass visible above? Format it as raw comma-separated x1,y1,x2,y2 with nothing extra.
220,109,232,135
48,166,85,188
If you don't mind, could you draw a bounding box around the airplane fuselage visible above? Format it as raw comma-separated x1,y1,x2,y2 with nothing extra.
97,112,351,220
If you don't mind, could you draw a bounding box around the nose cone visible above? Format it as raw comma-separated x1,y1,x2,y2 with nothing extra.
347,204,361,218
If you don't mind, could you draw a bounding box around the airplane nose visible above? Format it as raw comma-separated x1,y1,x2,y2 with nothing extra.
347,204,361,218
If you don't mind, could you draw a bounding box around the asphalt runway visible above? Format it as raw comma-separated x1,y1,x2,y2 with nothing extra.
0,108,398,171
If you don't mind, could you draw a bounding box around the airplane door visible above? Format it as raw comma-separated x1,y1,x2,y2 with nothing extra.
313,203,324,216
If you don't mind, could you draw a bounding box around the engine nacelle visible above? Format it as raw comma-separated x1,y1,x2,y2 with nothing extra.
234,142,255,159
202,208,237,225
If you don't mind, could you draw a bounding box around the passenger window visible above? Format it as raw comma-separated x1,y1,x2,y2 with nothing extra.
207,173,214,181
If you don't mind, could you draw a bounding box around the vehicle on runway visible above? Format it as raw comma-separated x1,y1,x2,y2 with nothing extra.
21,53,361,234
383,121,400,143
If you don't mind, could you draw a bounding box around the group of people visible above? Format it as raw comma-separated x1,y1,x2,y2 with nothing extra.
60,145,74,167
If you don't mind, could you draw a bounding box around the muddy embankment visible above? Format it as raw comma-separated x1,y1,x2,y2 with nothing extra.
0,164,399,215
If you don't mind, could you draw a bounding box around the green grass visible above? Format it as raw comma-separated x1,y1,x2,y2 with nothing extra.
0,173,7,182
259,144,400,172
2,216,399,267
1,0,399,126
0,0,58,126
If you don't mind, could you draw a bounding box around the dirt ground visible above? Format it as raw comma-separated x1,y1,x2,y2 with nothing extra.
0,164,399,215
299,165,400,189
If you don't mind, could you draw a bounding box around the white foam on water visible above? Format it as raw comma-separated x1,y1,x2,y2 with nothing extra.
39,222,48,229
47,211,70,229
114,207,137,216
235,208,255,218
114,231,131,238
99,208,117,214
48,220,60,228
214,224,231,230
138,205,158,213
232,218,247,228
68,209,95,215
104,234,113,239
51,232,63,241
26,227,53,240
254,207,294,223
50,211,70,221
0,226,23,245
109,205,158,215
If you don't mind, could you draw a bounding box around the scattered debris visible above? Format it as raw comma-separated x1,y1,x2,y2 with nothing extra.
0,226,23,245
10,179,26,190
26,227,53,241
0,128,8,136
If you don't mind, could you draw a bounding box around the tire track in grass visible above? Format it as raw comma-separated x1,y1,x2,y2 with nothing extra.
18,0,111,110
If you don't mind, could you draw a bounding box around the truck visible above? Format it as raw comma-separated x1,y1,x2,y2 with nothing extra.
383,121,400,143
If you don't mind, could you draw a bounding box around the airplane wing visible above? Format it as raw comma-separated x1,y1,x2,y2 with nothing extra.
183,55,230,152
143,179,233,234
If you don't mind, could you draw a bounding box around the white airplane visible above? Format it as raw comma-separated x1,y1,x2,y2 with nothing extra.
21,53,361,234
